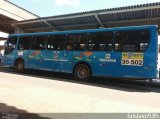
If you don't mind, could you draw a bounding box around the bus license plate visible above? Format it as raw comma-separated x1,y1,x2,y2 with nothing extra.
121,59,143,66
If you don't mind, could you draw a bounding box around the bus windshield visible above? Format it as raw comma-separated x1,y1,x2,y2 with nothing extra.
5,37,17,55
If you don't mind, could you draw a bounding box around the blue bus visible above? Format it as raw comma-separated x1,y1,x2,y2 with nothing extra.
3,25,159,81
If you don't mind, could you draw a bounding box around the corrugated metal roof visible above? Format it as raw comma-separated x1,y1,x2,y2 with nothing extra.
0,14,16,33
13,2,160,32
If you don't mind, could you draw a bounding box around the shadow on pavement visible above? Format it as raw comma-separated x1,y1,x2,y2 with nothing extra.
0,103,50,119
0,67,160,93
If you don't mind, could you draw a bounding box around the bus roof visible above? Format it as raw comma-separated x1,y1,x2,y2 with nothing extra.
9,25,158,37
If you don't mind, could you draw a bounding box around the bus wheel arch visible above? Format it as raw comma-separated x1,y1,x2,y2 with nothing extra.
73,62,92,81
14,58,25,73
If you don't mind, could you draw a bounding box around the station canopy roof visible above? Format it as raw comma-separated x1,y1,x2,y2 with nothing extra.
13,2,160,33
0,14,17,33
0,0,38,33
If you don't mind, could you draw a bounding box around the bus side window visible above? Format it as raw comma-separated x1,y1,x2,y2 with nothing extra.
47,35,66,50
114,32,123,51
140,43,148,51
31,35,48,50
114,30,150,52
18,36,32,50
88,32,113,51
66,34,87,51
139,31,150,51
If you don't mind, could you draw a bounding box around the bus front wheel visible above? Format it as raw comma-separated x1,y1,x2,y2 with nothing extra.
74,64,91,81
15,60,25,73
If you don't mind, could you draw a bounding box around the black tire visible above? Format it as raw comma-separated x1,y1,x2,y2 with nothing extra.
74,64,91,81
15,60,25,73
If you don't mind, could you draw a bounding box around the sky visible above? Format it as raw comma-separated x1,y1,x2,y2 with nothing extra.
8,0,160,17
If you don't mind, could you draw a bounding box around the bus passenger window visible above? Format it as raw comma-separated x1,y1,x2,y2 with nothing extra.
80,44,86,50
114,30,150,52
67,45,72,50
47,35,65,50
115,43,119,50
31,35,48,50
140,43,148,51
66,34,87,51
88,32,113,51
18,36,32,50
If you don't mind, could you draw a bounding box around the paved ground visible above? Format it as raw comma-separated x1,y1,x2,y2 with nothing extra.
0,68,160,118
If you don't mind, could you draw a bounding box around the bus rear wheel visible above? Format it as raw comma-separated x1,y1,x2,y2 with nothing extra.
74,64,91,81
15,60,25,73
